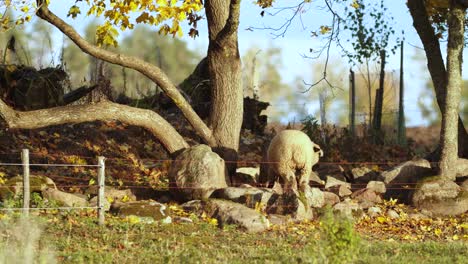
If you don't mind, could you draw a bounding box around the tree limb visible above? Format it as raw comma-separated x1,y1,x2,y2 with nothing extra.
0,99,189,154
215,0,241,46
35,0,217,147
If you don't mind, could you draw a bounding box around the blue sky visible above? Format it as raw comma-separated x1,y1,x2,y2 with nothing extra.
40,1,464,126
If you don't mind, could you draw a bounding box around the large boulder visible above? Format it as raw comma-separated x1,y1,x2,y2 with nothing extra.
412,178,468,216
382,158,433,203
3,175,56,199
168,145,229,201
232,167,259,186
182,199,270,233
42,188,88,207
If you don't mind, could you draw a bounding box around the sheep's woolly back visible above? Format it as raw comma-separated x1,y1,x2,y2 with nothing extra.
266,130,322,191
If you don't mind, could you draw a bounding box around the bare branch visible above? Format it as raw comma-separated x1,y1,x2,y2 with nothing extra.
35,0,217,147
0,99,189,154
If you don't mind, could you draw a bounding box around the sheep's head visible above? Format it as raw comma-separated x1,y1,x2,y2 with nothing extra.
313,143,324,157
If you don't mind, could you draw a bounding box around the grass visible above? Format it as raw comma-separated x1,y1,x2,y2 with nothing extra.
0,211,466,264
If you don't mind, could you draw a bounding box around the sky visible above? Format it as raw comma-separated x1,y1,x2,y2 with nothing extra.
17,1,468,126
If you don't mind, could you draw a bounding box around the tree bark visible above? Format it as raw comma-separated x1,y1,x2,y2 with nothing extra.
440,1,465,180
205,0,243,165
0,99,189,154
35,1,217,147
407,0,468,159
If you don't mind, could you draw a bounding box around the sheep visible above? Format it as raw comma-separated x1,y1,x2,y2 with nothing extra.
266,130,323,194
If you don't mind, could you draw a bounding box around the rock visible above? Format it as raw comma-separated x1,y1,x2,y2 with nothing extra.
316,164,346,181
111,200,167,220
382,158,433,203
381,158,432,184
267,214,293,226
351,188,382,204
86,186,136,203
412,178,468,216
351,167,379,183
367,206,382,217
304,186,325,208
408,212,428,220
366,181,386,194
88,196,111,211
338,185,353,197
333,199,362,218
233,167,259,186
173,216,193,223
323,191,340,206
325,176,351,189
309,171,324,186
42,188,88,207
266,193,314,221
168,144,229,201
387,209,400,219
182,199,270,233
210,187,273,209
5,175,56,198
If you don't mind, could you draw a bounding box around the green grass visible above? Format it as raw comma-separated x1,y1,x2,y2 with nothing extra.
0,212,466,264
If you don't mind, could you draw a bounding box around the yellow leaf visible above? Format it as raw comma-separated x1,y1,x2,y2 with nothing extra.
434,228,442,237
351,0,360,9
89,178,96,185
377,216,386,224
453,235,459,241
20,6,29,13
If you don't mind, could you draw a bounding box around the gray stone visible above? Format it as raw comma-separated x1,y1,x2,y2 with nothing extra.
110,200,167,220
267,214,293,226
309,171,325,186
233,167,259,186
168,145,229,201
412,178,468,216
455,159,468,178
387,209,400,219
42,188,88,207
381,158,432,184
316,164,346,181
351,167,379,183
182,199,270,233
366,181,386,194
325,176,351,190
351,188,382,204
338,185,353,197
367,206,382,217
210,187,274,209
304,187,325,208
382,158,433,203
333,199,362,218
266,193,314,221
86,186,136,203
323,191,340,206
6,175,56,198
89,196,111,211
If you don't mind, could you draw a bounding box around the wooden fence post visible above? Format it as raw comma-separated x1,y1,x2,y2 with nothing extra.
21,149,30,217
97,156,105,226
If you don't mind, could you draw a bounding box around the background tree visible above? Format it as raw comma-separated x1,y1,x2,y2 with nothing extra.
0,0,243,168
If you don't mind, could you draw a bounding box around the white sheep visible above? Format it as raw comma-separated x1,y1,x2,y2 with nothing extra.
266,130,323,193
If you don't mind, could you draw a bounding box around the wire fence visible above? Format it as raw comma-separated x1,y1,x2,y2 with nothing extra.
0,148,442,220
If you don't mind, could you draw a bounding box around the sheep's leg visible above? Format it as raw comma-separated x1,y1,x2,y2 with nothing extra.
297,168,311,193
282,170,298,195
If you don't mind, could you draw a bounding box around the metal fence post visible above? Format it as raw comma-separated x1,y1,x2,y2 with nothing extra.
21,149,30,217
97,156,105,226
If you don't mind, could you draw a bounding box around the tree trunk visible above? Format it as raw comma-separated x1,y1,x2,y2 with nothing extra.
407,0,468,159
205,0,243,167
440,1,465,180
